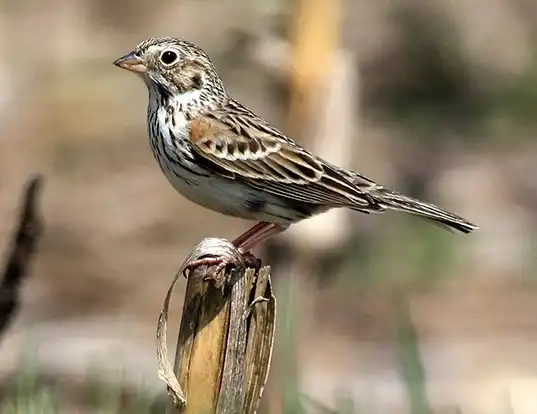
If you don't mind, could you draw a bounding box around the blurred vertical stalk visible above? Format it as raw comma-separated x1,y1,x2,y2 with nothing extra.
395,295,430,414
276,269,303,414
274,1,343,412
282,0,350,257
287,0,343,137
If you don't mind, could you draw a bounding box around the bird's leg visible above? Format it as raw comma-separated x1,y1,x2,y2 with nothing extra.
183,222,288,281
231,221,275,249
202,222,287,281
233,222,288,253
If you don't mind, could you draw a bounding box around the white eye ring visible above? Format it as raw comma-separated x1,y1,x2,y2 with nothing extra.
160,49,179,66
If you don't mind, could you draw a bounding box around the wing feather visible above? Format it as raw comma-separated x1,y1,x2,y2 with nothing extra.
189,115,323,184
188,100,381,208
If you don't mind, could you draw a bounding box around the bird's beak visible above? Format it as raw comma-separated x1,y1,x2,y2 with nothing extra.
113,52,148,73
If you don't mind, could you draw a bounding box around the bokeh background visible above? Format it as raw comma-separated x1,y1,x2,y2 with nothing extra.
1,0,537,412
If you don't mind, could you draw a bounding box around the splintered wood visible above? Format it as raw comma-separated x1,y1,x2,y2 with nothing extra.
156,238,276,413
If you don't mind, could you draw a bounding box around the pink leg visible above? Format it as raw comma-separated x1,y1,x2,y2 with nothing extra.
231,222,274,249
184,222,288,278
233,222,287,252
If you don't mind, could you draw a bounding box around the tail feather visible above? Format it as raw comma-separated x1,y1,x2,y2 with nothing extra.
370,188,478,234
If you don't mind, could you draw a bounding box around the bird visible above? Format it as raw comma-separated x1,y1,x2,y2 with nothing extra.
114,36,478,274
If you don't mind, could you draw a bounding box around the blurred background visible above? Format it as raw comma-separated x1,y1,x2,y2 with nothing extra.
1,0,537,412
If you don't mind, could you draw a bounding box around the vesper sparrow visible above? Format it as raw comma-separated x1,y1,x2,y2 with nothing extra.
114,37,478,274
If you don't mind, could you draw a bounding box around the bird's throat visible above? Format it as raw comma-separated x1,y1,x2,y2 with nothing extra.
172,89,202,112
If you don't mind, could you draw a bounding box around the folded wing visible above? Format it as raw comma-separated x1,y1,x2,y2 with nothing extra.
188,103,381,210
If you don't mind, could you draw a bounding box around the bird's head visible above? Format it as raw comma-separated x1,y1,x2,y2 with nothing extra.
114,37,227,105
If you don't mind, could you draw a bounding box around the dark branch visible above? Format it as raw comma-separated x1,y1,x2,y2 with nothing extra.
0,175,45,341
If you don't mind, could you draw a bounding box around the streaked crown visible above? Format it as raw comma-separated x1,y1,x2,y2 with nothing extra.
114,37,227,105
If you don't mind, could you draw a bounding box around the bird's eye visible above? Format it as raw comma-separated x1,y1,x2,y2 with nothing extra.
160,50,178,65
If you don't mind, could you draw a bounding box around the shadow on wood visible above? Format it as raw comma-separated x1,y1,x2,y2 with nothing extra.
157,238,276,414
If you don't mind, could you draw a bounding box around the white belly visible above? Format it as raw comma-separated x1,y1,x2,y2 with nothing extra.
162,161,251,217
156,151,299,224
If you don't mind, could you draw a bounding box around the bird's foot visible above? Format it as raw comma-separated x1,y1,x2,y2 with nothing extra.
183,250,261,292
241,251,262,271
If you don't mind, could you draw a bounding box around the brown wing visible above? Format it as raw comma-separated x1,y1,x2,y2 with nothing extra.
188,101,381,209
189,116,324,184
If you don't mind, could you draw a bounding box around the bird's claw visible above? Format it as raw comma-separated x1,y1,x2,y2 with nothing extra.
183,255,238,292
241,251,262,271
183,251,262,292
202,259,233,292
182,256,226,278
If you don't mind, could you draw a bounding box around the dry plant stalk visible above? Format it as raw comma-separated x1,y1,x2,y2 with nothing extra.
287,0,342,135
157,238,276,414
0,175,44,343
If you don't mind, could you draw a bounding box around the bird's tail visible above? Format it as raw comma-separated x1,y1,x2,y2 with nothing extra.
369,187,478,234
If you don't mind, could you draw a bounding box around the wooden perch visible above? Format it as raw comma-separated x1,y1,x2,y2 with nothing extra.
157,238,276,414
0,175,44,343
